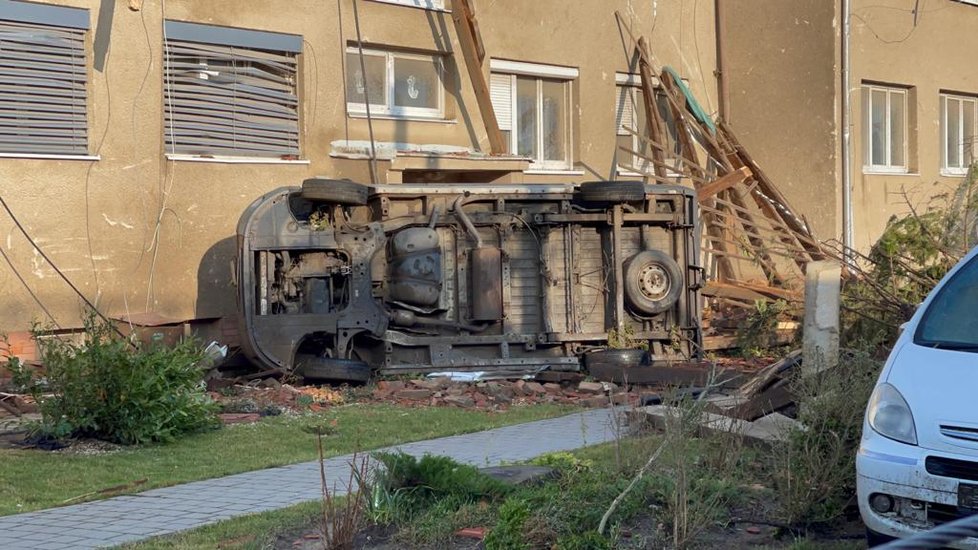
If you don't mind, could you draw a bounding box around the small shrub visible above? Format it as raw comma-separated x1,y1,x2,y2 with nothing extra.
736,299,790,359
484,498,531,550
772,349,882,526
370,452,510,523
25,315,217,445
530,451,593,474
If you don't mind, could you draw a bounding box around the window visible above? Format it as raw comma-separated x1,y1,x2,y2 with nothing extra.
345,47,444,119
0,1,90,156
490,60,577,170
615,73,681,175
163,21,301,159
941,93,977,175
863,84,908,172
370,0,445,9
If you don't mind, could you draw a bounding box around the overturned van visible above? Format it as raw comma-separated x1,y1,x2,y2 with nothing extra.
236,179,702,382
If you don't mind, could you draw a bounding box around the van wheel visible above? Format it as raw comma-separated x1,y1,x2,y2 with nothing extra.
624,250,683,315
578,181,646,203
295,355,371,384
301,178,369,205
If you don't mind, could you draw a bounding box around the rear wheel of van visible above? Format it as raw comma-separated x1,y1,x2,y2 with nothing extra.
624,250,683,315
301,178,369,205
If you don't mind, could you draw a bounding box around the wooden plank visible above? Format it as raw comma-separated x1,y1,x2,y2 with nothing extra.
731,382,795,421
697,166,751,200
636,37,670,181
451,0,506,154
588,362,745,388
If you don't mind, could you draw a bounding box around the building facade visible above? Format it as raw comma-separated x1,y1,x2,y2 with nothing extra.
0,0,717,334
724,0,978,252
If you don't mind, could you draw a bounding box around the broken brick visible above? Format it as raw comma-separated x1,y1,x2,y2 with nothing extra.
578,381,605,394
394,389,434,401
444,395,475,408
524,382,546,394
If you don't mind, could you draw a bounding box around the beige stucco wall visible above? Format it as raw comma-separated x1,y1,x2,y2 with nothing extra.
849,0,978,251
722,0,841,243
0,0,717,332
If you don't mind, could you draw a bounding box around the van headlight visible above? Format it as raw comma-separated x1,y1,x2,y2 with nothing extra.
867,383,917,445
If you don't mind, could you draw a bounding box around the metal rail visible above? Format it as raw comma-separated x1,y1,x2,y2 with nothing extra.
880,511,978,549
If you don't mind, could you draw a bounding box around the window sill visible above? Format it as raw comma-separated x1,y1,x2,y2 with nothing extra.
348,112,455,124
862,167,913,176
0,153,100,161
166,155,310,165
524,169,585,176
941,169,969,178
365,0,450,13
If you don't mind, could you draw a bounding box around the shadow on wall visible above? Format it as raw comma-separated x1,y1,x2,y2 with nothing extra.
195,235,238,321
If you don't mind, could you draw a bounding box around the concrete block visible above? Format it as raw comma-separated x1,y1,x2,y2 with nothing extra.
803,260,842,374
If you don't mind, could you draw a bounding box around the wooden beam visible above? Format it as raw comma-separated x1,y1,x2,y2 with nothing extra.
696,166,751,200
451,0,506,154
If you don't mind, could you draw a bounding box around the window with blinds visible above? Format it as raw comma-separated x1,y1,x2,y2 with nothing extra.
163,21,302,159
0,1,90,156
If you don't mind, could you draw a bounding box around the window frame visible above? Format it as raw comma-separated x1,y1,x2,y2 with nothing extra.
863,84,909,174
490,60,577,171
941,93,977,176
345,47,445,120
0,0,93,159
162,20,302,161
368,0,446,10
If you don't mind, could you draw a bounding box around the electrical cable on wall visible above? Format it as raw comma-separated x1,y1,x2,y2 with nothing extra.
0,195,127,340
0,246,61,329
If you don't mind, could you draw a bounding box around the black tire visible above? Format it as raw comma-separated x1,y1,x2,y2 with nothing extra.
585,349,650,369
301,178,369,205
865,528,896,548
294,355,371,384
623,250,683,315
577,181,646,203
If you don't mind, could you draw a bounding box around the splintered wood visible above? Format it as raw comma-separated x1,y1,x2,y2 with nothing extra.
614,12,824,323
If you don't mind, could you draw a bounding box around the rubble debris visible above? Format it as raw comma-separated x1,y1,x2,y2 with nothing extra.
632,405,792,445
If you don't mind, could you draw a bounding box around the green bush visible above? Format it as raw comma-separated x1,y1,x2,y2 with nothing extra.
484,498,531,550
372,452,510,507
24,316,217,445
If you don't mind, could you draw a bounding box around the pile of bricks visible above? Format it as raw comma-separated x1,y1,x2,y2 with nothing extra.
368,377,637,410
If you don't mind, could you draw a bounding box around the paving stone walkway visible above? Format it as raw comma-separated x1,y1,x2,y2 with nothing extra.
0,408,622,549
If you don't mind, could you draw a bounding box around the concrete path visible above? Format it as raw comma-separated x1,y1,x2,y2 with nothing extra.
0,408,622,549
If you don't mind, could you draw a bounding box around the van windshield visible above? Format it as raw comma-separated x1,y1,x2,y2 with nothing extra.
915,255,978,351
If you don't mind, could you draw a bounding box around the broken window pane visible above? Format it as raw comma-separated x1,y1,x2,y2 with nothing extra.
889,90,905,167
516,76,537,159
870,89,887,166
541,79,566,162
393,56,440,111
345,52,386,108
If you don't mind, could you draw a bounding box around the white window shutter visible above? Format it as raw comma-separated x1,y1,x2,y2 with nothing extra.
615,87,634,135
490,73,512,131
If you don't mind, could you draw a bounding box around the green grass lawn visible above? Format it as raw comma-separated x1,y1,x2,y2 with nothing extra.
119,501,323,550
0,403,573,516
